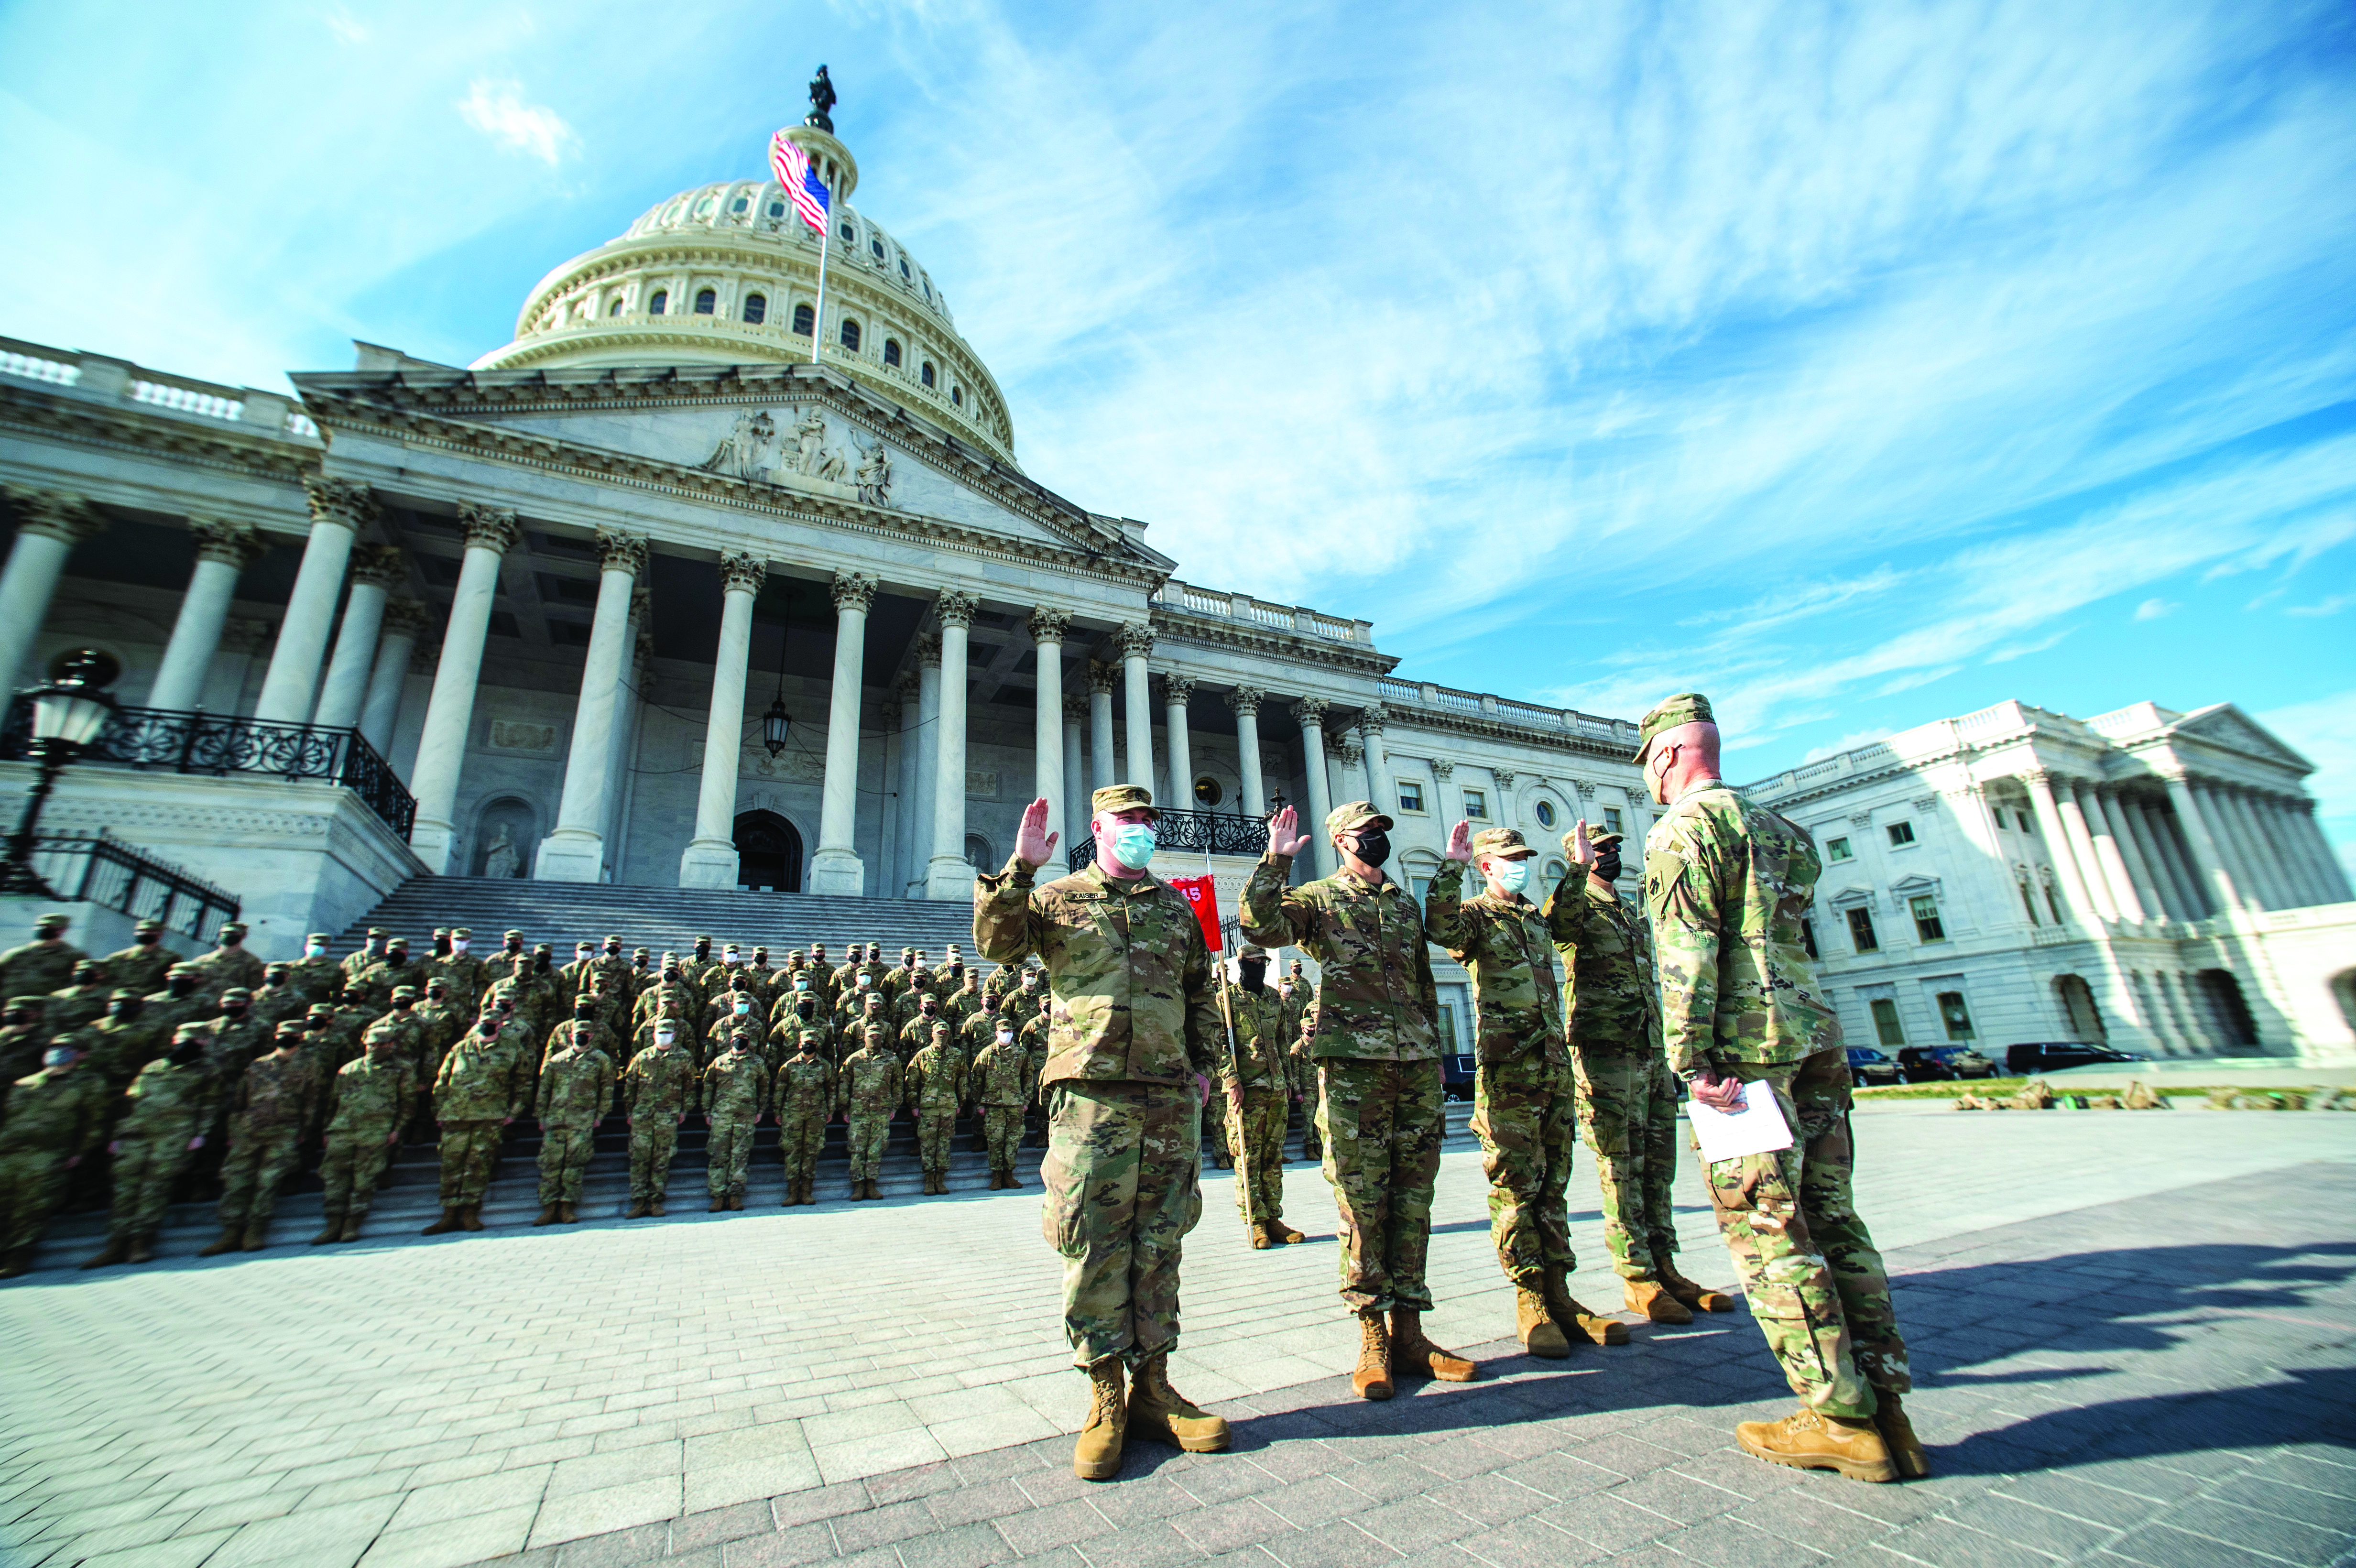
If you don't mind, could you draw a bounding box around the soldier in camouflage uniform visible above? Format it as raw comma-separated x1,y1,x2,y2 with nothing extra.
1217,947,1301,1249
135,964,212,1059
1242,800,1477,1400
313,1024,415,1243
977,785,1229,1480
1636,693,1920,1484
410,979,469,1132
904,1021,966,1195
1548,827,1729,1325
837,1024,900,1201
701,1031,768,1209
287,933,343,1006
895,993,951,1062
342,928,389,989
82,1026,217,1267
248,963,307,1034
46,960,115,1034
774,1028,836,1206
0,996,55,1097
1018,993,1053,1148
534,1023,616,1226
67,990,164,1100
0,913,85,999
423,999,532,1235
0,1044,108,1276
186,920,267,995
426,926,487,1015
621,1018,696,1217
969,1012,1030,1189
200,1021,321,1254
100,918,177,999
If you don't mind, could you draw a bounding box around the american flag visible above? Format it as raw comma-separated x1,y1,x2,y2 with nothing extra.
768,130,830,236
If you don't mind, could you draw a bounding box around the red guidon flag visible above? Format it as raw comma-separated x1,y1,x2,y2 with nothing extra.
1167,875,1223,953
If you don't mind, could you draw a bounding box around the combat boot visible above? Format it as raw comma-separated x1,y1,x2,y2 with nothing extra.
728,1194,744,1211
338,1214,363,1241
1129,1353,1230,1452
532,1205,560,1227
1658,1262,1734,1313
708,1195,728,1212
1516,1286,1571,1358
626,1198,651,1218
1625,1280,1694,1325
1873,1392,1931,1479
648,1198,666,1217
1269,1220,1303,1243
458,1205,485,1231
79,1238,127,1269
1736,1406,1897,1483
1546,1276,1629,1345
310,1214,345,1245
1353,1312,1394,1401
1393,1309,1478,1382
1250,1223,1274,1250
127,1234,155,1263
863,1179,882,1200
849,1179,864,1199
241,1223,269,1252
1073,1359,1127,1480
198,1225,244,1257
0,1246,32,1278
421,1207,463,1235
558,1202,578,1223
1003,1169,1024,1188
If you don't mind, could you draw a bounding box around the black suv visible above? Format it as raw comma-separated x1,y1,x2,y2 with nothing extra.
1897,1045,2001,1082
2005,1042,2150,1075
1845,1047,1905,1086
1442,1052,1476,1101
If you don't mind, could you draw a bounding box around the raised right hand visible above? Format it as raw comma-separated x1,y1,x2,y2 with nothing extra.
1268,804,1309,857
1014,797,1058,869
1564,819,1595,868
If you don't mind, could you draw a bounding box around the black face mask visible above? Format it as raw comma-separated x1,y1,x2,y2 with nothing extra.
387,951,406,966
534,954,552,973
169,1041,204,1066
136,932,160,947
1239,964,1266,995
220,1003,248,1018
110,1000,143,1020
1595,851,1623,883
168,977,196,998
1347,829,1391,868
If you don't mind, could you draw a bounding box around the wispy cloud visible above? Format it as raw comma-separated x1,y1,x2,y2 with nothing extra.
2287,593,2354,618
2135,598,2180,621
457,79,574,166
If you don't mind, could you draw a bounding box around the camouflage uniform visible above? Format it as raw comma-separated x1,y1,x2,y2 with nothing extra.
68,994,166,1098
700,1038,768,1199
0,923,86,998
1285,990,1321,1160
774,1034,837,1195
285,935,344,1006
1017,999,1053,1147
248,969,308,1034
903,1026,966,1186
45,966,115,1034
1240,806,1446,1317
185,923,268,995
973,790,1221,1371
621,1038,697,1204
431,1019,532,1210
318,1035,414,1228
1546,843,1680,1282
213,1029,321,1233
1642,695,1907,1420
1217,977,1292,1231
535,1037,617,1208
837,1030,902,1190
133,970,213,1062
99,924,177,998
0,1060,107,1263
0,999,55,1098
969,1029,1030,1183
104,1050,217,1246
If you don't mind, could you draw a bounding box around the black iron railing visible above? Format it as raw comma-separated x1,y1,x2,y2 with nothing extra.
1068,809,1271,870
24,832,240,942
1,700,417,840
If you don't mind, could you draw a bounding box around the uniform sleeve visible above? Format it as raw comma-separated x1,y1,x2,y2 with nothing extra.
973,854,1041,965
1237,853,1315,950
1181,917,1222,1078
1421,860,1475,959
395,1065,417,1131
534,1060,555,1123
1649,820,1726,1077
1542,873,1594,1030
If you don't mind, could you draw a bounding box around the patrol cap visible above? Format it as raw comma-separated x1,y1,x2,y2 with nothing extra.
932,1021,952,1038
306,1003,336,1020
799,1028,826,1047
219,921,248,937
391,985,419,1001
431,927,449,938
1470,827,1536,860
532,944,552,956
1237,944,1269,960
576,941,594,954
367,927,389,938
274,1020,307,1040
1590,830,1625,849
72,959,101,975
167,963,199,978
425,974,448,989
221,987,253,1002
265,961,292,975
1325,799,1392,837
1091,783,1159,819
174,1022,206,1039
385,936,409,950
503,929,525,941
1632,691,1713,764
109,987,141,1000
33,912,69,931
308,932,332,945
450,927,472,938
606,934,624,946
363,1022,399,1043
633,947,649,958
134,919,162,935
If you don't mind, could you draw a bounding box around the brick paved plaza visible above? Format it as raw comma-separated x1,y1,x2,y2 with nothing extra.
4,1106,2353,1568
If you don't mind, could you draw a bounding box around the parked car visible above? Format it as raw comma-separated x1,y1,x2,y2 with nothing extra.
2004,1042,2151,1075
1441,1052,1476,1101
1897,1045,2002,1082
1845,1047,1905,1086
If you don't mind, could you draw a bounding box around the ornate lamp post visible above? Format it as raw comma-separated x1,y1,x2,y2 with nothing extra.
2,650,119,897
762,612,793,759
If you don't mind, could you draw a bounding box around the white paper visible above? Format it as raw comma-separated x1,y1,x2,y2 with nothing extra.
1688,1079,1796,1163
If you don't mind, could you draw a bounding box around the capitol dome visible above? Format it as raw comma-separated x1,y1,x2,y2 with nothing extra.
471,124,1016,464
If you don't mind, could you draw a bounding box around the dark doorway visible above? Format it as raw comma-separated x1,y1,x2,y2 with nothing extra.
735,810,803,893
2196,968,2260,1052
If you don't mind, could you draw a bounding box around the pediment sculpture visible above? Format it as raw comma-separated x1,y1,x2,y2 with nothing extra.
697,406,889,504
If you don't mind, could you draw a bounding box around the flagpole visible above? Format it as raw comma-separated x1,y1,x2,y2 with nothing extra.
1211,847,1256,1232
811,220,829,367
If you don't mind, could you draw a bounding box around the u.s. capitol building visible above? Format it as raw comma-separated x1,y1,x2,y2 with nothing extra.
1,110,2348,1058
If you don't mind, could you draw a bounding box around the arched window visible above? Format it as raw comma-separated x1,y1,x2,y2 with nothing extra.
951,385,963,407
731,196,749,213
693,288,716,315
607,298,622,316
648,289,667,316
838,220,854,243
920,362,936,389
870,236,884,260
840,318,861,351
768,201,786,218
1534,799,1556,829
791,302,814,336
742,293,767,325
899,258,911,279
883,338,901,367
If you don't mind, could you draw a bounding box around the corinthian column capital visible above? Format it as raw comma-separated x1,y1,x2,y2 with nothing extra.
831,571,880,614
934,589,978,629
8,487,104,546
301,474,376,532
457,502,522,554
718,551,767,597
1116,621,1155,660
187,515,264,568
596,528,651,577
1160,674,1195,706
349,543,406,589
1296,697,1331,728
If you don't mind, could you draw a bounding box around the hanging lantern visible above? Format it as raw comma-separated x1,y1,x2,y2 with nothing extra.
762,695,792,758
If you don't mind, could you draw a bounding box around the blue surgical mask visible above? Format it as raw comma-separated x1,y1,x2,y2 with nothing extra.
1112,824,1157,871
1490,859,1531,895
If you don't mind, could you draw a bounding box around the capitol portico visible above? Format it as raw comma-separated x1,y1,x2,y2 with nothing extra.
1,108,2350,1059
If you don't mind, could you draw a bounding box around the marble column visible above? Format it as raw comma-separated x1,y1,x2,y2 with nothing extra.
535,528,649,881
1087,663,1117,791
1228,686,1266,818
2288,800,2354,902
2142,798,2211,919
147,517,262,712
2119,795,2189,922
2077,783,2147,923
1160,674,1194,810
925,593,977,898
408,504,521,873
2166,776,2247,915
1062,696,1087,847
809,572,878,895
680,552,766,887
2202,785,2273,910
2264,797,2331,906
893,675,923,896
311,544,404,729
2020,771,2096,924
602,602,650,862
1031,609,1069,855
910,635,941,896
1118,622,1155,795
1336,741,1365,810
359,599,426,759
2232,790,2303,909
255,476,369,724
1297,697,1337,879
2053,780,2119,921
1359,704,1390,812
1433,759,1457,822
0,490,105,690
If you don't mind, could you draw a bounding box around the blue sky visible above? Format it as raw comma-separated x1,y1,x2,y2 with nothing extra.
4,0,2352,863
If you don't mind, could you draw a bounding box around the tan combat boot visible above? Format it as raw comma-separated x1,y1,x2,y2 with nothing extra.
709,1195,728,1212
988,1170,1005,1189
421,1207,463,1235
79,1238,128,1270
310,1214,345,1245
1003,1168,1024,1188
532,1205,560,1227
457,1205,483,1231
1352,1312,1394,1401
1516,1286,1571,1358
1250,1223,1275,1250
1270,1220,1303,1243
728,1194,744,1211
1129,1353,1231,1452
338,1214,363,1241
0,1246,32,1278
1658,1262,1734,1313
625,1198,650,1218
1546,1276,1629,1345
558,1202,578,1223
648,1198,665,1218
1393,1309,1478,1382
1874,1392,1931,1479
198,1225,243,1257
863,1179,882,1200
849,1179,865,1200
241,1223,269,1252
1073,1359,1127,1480
127,1234,155,1263
1736,1407,1897,1483
1625,1280,1694,1325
